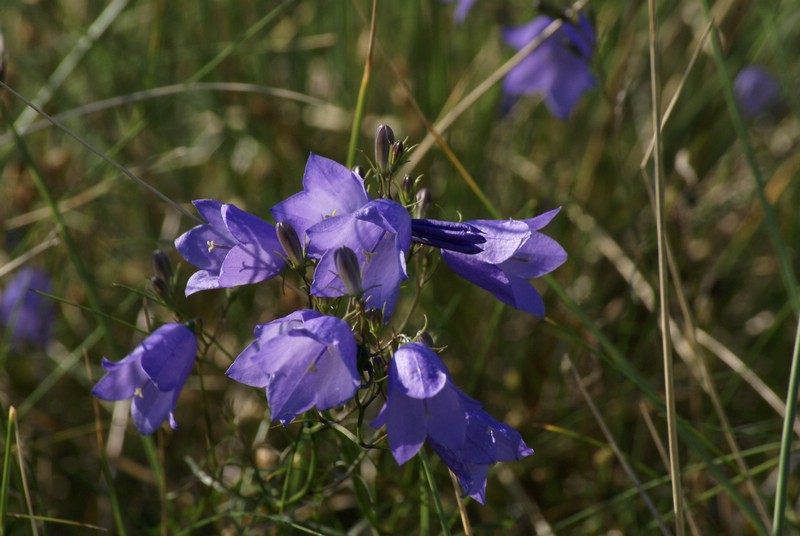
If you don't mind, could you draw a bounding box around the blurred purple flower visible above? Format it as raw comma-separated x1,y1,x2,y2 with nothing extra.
0,267,55,349
734,65,782,119
92,323,197,435
503,15,596,119
271,153,370,242
174,200,286,296
439,208,567,316
442,0,477,23
371,342,532,503
226,310,360,425
307,199,412,320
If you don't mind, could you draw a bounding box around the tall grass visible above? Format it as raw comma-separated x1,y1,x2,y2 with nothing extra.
1,0,799,533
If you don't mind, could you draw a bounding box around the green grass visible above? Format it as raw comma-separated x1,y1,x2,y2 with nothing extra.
1,0,800,533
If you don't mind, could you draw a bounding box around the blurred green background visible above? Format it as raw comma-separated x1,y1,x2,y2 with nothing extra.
1,0,799,533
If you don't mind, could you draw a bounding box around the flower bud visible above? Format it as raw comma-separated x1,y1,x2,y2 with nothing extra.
414,188,432,219
391,140,404,167
151,249,173,283
276,221,304,267
401,175,413,196
334,247,362,296
418,331,435,348
150,276,170,302
374,124,395,173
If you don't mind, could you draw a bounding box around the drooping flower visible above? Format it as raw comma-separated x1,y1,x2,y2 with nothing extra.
733,65,783,120
0,267,55,349
307,199,412,320
226,310,360,425
439,208,567,316
371,342,532,503
174,200,286,296
271,153,370,242
371,343,467,464
91,323,197,435
429,400,533,504
502,15,596,119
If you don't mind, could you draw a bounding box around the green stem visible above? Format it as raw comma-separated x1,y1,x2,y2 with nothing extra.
0,406,16,535
346,0,377,169
772,314,800,535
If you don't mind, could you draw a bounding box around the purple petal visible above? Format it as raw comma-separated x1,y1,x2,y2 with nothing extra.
425,386,467,451
498,233,567,279
270,153,370,239
391,343,449,399
465,220,530,264
383,396,428,465
131,381,177,435
139,324,197,392
91,352,148,401
185,270,223,296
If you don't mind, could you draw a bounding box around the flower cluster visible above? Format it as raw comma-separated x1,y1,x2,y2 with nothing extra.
91,125,566,501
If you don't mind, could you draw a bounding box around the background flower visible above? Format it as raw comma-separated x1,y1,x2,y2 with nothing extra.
91,323,197,435
0,266,55,349
733,65,783,120
502,15,596,119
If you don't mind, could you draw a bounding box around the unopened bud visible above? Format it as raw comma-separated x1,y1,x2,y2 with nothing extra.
276,221,304,267
418,331,435,348
151,250,173,283
414,188,432,219
374,124,395,173
391,140,404,167
334,247,362,296
352,165,365,179
150,276,170,302
401,175,413,196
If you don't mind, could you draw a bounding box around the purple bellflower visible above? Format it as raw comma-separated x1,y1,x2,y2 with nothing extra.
91,323,197,435
371,343,532,504
734,65,782,120
0,267,55,349
271,153,414,320
271,153,370,242
439,208,567,316
502,14,596,119
307,199,412,320
226,310,360,425
175,200,286,296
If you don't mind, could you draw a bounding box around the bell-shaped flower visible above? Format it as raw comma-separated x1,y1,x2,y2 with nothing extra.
308,199,412,321
371,342,533,503
175,200,286,296
371,343,468,464
271,153,370,242
502,15,596,119
91,323,197,435
439,208,567,316
429,397,533,504
226,310,360,425
0,267,55,349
